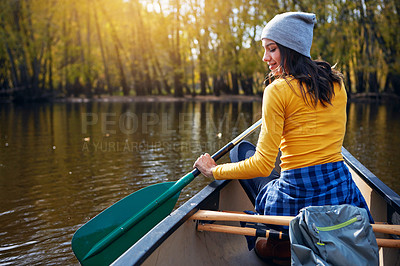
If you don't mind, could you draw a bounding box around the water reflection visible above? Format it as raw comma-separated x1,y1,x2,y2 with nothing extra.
344,102,400,193
0,101,262,265
0,100,399,264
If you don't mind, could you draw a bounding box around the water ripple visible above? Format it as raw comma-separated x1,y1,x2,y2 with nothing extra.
0,101,398,265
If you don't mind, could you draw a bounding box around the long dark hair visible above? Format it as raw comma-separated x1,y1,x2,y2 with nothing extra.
265,43,344,107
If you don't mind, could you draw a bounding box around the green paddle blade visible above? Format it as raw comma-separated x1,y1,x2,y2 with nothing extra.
71,120,262,265
72,182,180,266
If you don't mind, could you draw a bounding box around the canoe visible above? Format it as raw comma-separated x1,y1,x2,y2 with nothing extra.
112,147,400,265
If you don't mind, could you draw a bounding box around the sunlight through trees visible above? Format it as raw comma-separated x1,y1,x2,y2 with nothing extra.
0,0,399,101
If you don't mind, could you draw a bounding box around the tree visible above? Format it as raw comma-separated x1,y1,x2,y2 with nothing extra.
1,0,399,101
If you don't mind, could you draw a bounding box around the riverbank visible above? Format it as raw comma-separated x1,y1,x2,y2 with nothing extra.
348,92,400,103
59,92,398,103
55,94,263,103
2,91,400,104
0,92,263,103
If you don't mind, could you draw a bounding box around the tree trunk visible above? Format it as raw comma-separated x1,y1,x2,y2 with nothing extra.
74,4,85,96
11,0,30,99
114,43,129,96
231,72,239,95
99,4,130,96
200,69,208,96
63,7,72,96
198,20,208,96
385,71,400,95
46,15,54,94
85,4,93,97
212,75,220,96
40,55,47,92
368,71,378,93
4,42,19,89
133,0,153,95
356,71,365,93
191,52,196,96
344,67,352,100
25,0,41,99
344,66,352,94
240,76,254,95
172,0,183,97
93,0,112,95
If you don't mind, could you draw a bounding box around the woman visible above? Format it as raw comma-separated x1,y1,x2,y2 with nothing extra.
193,12,372,264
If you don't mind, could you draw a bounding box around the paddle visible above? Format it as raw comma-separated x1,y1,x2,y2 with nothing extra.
72,119,262,265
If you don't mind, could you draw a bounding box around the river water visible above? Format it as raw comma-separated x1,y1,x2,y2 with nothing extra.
0,100,399,265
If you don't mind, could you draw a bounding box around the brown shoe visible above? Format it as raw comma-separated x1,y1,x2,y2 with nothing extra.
254,238,291,265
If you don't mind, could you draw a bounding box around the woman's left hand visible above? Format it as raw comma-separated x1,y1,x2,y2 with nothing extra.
193,153,217,178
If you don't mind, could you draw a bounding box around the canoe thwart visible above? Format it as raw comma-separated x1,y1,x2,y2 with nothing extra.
190,210,292,226
197,223,289,240
196,222,400,249
190,210,400,236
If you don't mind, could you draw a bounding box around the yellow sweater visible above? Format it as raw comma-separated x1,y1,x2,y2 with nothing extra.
212,78,347,180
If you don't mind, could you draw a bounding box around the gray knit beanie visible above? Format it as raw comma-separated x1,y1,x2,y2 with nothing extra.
261,12,316,58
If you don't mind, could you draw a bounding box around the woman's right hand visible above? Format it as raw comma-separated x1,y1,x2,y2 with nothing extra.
193,153,217,178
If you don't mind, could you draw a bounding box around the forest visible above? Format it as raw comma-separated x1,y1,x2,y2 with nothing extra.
0,0,399,101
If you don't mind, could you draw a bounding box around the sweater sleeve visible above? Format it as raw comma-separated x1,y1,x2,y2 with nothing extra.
212,83,284,180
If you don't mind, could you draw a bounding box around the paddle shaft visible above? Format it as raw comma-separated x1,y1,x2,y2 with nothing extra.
196,223,400,248
83,119,262,261
190,210,400,235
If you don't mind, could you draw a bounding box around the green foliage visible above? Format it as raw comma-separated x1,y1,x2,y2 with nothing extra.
0,0,399,100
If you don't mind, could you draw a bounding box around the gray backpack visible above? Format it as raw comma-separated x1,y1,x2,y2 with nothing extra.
289,205,379,266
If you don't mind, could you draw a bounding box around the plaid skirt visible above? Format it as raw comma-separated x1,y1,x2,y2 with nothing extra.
255,161,374,223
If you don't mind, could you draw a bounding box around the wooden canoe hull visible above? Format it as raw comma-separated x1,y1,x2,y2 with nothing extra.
112,148,400,265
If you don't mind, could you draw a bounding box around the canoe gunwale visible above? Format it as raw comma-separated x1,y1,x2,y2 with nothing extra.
113,147,400,265
111,179,231,266
342,147,400,214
